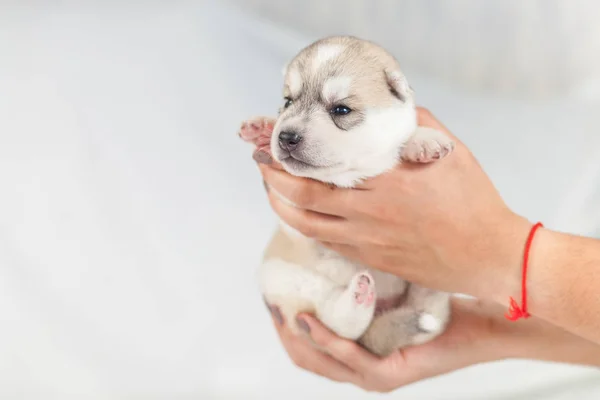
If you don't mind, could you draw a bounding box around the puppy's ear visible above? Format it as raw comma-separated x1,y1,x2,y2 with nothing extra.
385,69,413,102
281,61,290,77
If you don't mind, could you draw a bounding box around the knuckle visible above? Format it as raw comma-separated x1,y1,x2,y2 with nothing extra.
290,353,307,370
364,201,387,220
334,341,360,363
362,386,379,393
292,181,315,208
312,334,334,352
363,383,394,394
416,106,433,119
295,217,317,238
267,190,281,210
338,340,355,355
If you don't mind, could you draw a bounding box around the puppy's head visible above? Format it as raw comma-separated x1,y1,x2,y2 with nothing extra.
272,36,417,188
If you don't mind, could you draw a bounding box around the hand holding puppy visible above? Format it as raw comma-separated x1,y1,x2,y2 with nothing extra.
258,107,532,304
256,106,600,392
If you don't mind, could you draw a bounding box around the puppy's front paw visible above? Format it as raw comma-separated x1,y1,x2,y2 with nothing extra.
401,127,455,163
238,116,276,146
239,116,277,164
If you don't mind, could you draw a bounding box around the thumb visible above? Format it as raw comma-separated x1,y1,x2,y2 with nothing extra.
416,106,464,146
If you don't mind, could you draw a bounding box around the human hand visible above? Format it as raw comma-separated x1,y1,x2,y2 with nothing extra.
257,108,532,302
264,297,509,393
265,295,600,392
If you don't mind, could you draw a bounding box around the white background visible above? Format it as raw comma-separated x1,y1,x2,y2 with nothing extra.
0,1,599,399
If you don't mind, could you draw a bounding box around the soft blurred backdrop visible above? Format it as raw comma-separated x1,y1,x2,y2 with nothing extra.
0,1,599,399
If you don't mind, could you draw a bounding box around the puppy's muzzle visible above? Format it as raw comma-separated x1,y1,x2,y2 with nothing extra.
278,131,303,152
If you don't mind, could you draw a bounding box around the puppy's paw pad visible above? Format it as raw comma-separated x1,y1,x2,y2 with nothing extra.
351,272,376,307
238,117,276,144
418,313,442,333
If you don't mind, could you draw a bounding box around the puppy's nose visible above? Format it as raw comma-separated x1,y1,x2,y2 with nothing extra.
278,131,303,151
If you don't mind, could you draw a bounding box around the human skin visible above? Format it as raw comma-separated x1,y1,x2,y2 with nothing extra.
257,107,600,347
264,296,600,392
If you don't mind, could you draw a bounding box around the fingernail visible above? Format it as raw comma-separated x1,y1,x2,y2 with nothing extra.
271,305,284,326
296,316,310,333
253,150,273,165
263,298,283,325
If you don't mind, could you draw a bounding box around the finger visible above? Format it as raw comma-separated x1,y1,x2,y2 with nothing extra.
252,148,285,171
265,305,360,384
351,107,464,191
296,313,379,374
416,106,447,131
415,106,463,144
265,187,355,243
283,338,360,384
320,241,369,264
259,164,353,217
320,242,401,279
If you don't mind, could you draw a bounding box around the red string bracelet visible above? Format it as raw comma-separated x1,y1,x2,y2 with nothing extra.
505,222,544,321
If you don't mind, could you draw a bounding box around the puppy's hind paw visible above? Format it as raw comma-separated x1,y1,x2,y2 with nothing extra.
318,271,377,340
351,272,376,307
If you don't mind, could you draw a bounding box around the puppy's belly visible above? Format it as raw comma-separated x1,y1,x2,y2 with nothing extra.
259,227,407,337
259,228,350,334
259,228,324,334
259,227,451,354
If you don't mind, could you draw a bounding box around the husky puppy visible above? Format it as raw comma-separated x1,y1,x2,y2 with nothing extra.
239,36,454,356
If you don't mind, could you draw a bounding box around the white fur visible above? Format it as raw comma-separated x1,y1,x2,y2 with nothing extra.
260,259,375,339
287,68,303,97
418,313,442,332
322,76,352,103
312,44,344,72
286,105,417,188
386,69,411,98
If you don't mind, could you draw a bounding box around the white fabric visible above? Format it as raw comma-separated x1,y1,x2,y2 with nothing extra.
0,1,598,399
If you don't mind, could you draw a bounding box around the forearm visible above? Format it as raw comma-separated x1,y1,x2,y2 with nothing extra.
480,299,600,368
530,229,600,345
498,305,600,367
491,223,600,346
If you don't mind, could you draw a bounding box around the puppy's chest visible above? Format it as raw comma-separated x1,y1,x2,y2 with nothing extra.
312,245,407,297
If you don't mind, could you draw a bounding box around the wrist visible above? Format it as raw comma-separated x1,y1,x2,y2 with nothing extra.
471,298,600,367
446,298,515,363
488,221,576,324
503,313,600,367
468,210,533,306
524,228,600,341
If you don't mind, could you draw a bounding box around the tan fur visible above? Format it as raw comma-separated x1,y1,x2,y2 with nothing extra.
263,228,317,267
283,36,413,111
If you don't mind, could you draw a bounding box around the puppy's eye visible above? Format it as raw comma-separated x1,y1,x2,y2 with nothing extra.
330,105,352,116
284,98,293,109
